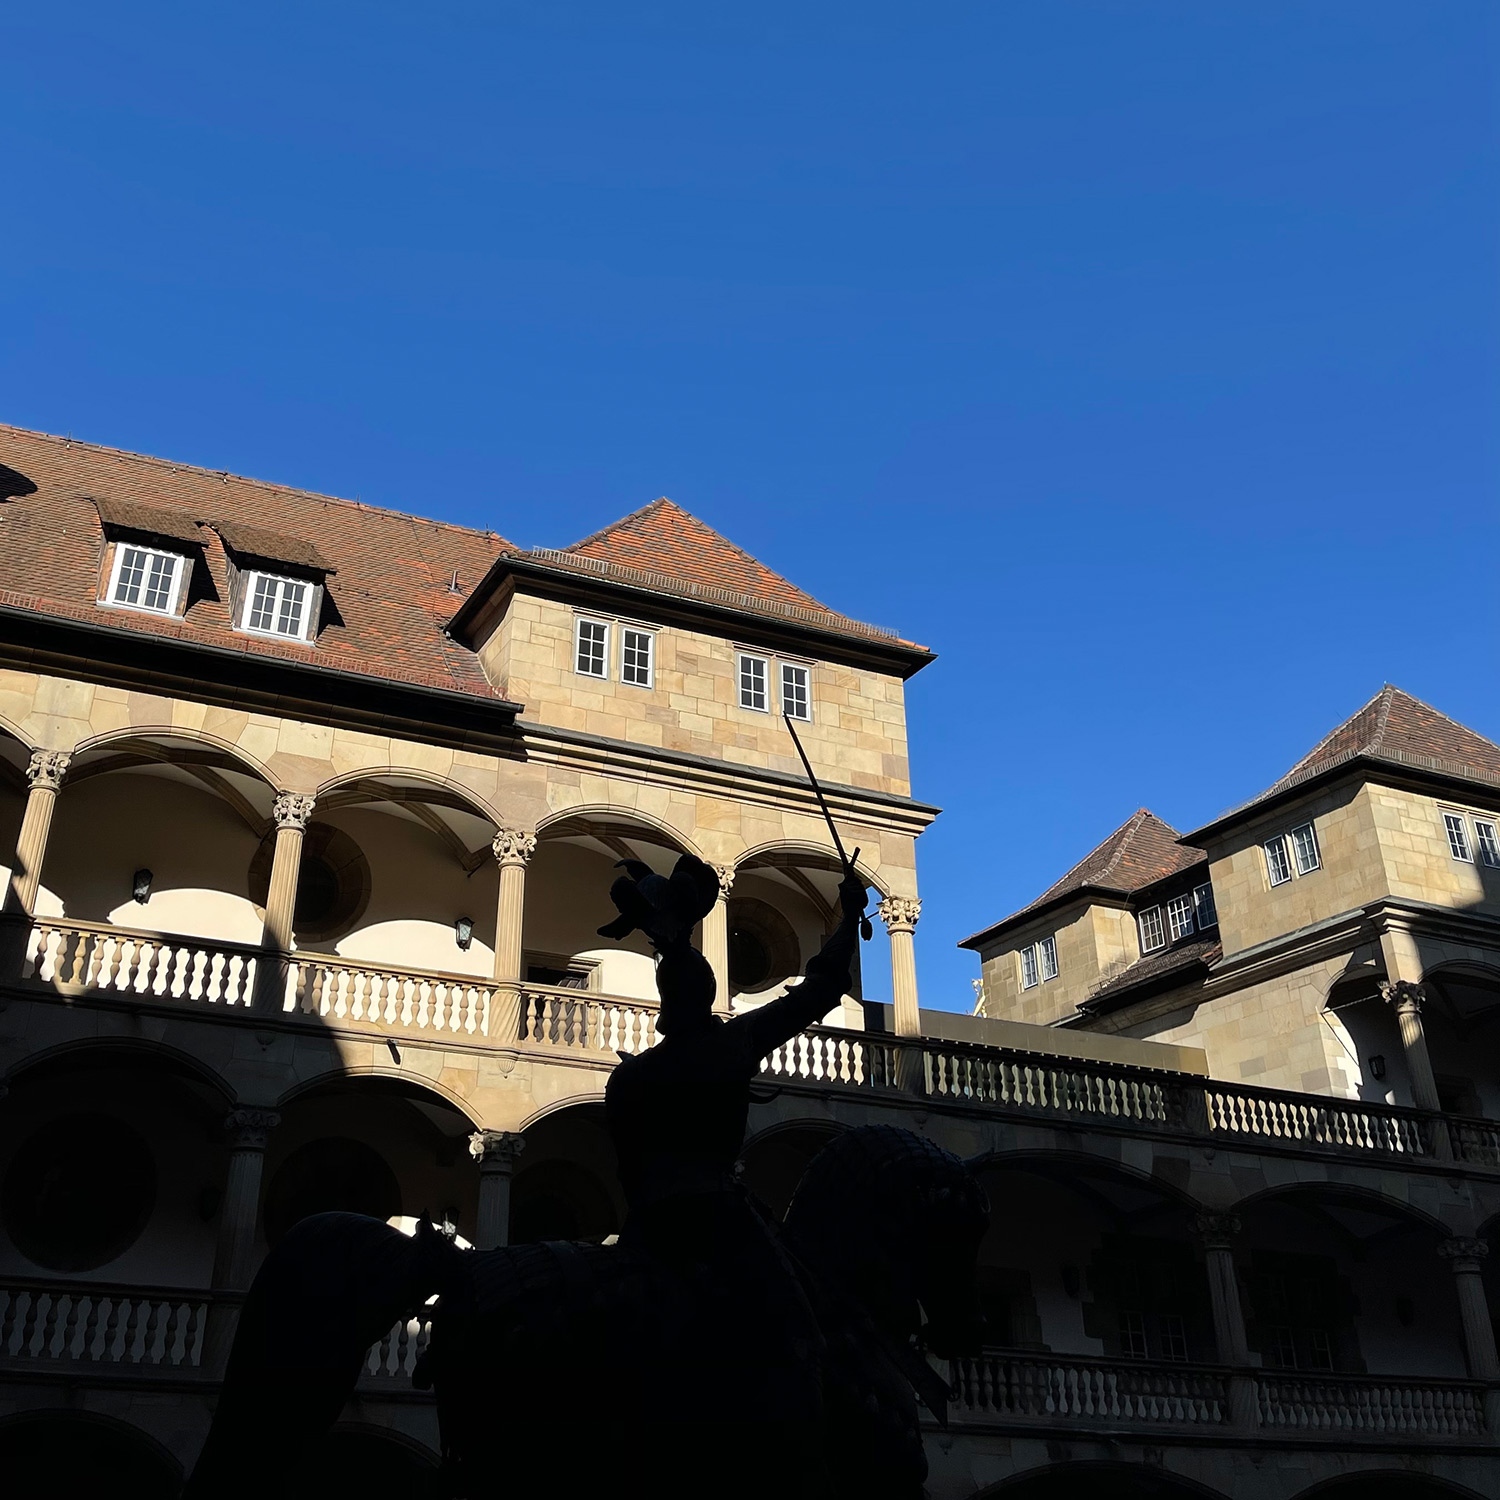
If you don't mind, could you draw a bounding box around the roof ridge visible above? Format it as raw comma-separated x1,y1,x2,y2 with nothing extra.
0,422,510,546
1280,685,1391,778
563,496,674,554
1095,808,1155,883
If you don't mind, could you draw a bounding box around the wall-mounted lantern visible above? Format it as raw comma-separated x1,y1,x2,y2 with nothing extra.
132,869,153,904
1368,1054,1387,1081
454,915,474,951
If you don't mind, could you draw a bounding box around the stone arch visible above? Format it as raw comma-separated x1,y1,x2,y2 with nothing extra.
739,1117,846,1220
1291,1474,1490,1500
2,1034,238,1107
296,1421,439,1495
536,802,703,859
70,725,278,789
511,1098,620,1244
1228,1179,1450,1237
274,1066,480,1128
969,1146,1206,1214
517,1090,610,1134
314,764,505,829
734,837,889,897
0,1409,183,1497
981,1460,1229,1498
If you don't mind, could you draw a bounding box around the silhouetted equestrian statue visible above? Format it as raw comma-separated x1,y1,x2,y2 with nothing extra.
185,854,990,1500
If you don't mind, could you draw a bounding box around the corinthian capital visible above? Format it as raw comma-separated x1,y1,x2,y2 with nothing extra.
470,1129,526,1172
1439,1237,1490,1270
272,792,316,832
713,863,736,898
224,1108,280,1150
26,750,71,791
492,828,538,867
1380,979,1427,1015
878,896,922,935
1194,1212,1242,1250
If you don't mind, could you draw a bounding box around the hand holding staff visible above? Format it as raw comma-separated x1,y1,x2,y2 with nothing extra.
784,713,874,941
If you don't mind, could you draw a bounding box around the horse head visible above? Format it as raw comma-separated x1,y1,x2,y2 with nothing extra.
782,1125,990,1359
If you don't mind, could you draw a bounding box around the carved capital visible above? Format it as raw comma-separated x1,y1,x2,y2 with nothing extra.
272,792,316,832
470,1129,526,1172
1380,979,1427,1015
878,896,922,935
713,863,736,898
1194,1212,1242,1250
26,750,70,792
492,828,537,868
224,1108,280,1150
1439,1237,1490,1271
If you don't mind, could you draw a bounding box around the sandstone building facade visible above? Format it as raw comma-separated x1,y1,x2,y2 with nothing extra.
0,424,1496,1499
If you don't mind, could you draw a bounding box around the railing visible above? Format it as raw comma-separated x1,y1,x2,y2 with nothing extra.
1258,1371,1487,1437
363,1310,432,1382
290,954,492,1039
951,1350,1228,1427
22,918,259,1009
516,982,659,1056
15,916,1500,1175
950,1351,1492,1441
0,1279,209,1368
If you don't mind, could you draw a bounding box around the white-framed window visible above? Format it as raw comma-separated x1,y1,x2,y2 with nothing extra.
1264,836,1293,887
1019,944,1040,989
1193,881,1218,929
1038,934,1059,981
781,662,811,721
107,544,185,615
1167,894,1195,942
1444,812,1473,863
1160,1313,1189,1363
1138,906,1166,953
575,617,609,678
620,626,654,688
1118,1309,1149,1360
1291,821,1321,876
1476,819,1500,869
738,653,768,712
241,571,313,640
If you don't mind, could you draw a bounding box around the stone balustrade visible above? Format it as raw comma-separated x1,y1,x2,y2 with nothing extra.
11,916,1500,1174
950,1350,1493,1441
0,1279,210,1369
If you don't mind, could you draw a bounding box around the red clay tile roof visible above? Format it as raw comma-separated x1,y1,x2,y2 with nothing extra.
959,809,1206,949
0,424,512,698
1079,935,1221,1011
1192,686,1500,837
89,495,205,547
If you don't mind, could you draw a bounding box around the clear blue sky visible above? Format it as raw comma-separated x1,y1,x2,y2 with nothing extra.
3,4,1497,1012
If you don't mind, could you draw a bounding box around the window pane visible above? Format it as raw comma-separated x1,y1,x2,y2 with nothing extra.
739,655,767,711
1167,895,1195,942
1193,882,1218,929
1038,935,1058,980
1445,813,1473,862
143,552,176,611
1118,1310,1148,1360
576,620,607,677
113,546,180,613
1291,822,1320,875
114,547,147,605
1160,1313,1188,1363
781,663,810,720
1138,907,1165,952
621,628,653,686
1019,945,1039,988
1265,837,1292,886
1476,821,1500,868
248,575,278,633
276,580,306,637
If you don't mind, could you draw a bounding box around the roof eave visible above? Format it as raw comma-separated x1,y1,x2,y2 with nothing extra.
958,887,1133,952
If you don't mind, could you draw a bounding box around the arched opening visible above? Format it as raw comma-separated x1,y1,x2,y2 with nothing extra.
0,1411,181,1498
1234,1186,1462,1377
1292,1475,1490,1500
302,774,500,976
0,1045,231,1285
293,1426,438,1499
737,1122,842,1221
1324,970,1409,1105
731,845,878,1020
1420,965,1500,1119
266,1078,478,1250
526,813,693,1000
968,1155,1210,1361
989,1461,1227,1499
38,733,277,942
512,1102,622,1245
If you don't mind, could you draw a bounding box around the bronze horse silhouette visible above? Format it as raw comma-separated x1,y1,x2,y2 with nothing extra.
186,1125,989,1500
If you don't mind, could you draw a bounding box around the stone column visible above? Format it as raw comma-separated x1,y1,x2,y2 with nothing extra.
254,793,314,1012
1439,1238,1500,1383
470,1130,526,1249
491,829,536,983
703,863,735,1017
5,750,70,916
212,1108,280,1289
1196,1212,1258,1429
878,896,922,1038
1380,979,1442,1114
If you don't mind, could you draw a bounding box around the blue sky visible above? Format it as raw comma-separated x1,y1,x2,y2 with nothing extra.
3,4,1497,1011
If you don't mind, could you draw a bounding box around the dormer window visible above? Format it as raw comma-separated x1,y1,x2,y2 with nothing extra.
1138,906,1166,954
241,572,312,640
107,544,186,615
1167,894,1195,942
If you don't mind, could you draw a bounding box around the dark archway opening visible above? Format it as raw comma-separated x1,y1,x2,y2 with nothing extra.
0,1413,181,1498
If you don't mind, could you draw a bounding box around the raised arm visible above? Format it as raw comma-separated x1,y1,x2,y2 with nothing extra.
736,871,867,1060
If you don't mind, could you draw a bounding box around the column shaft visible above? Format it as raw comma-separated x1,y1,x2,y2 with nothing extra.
704,865,734,1016
879,896,922,1038
6,751,70,916
491,830,536,983
1197,1213,1257,1431
1440,1239,1500,1381
212,1110,279,1289
255,793,314,1012
471,1130,526,1249
1380,977,1442,1114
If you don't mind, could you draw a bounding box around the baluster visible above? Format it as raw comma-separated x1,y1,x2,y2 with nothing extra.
19,1290,44,1357
57,1292,85,1358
